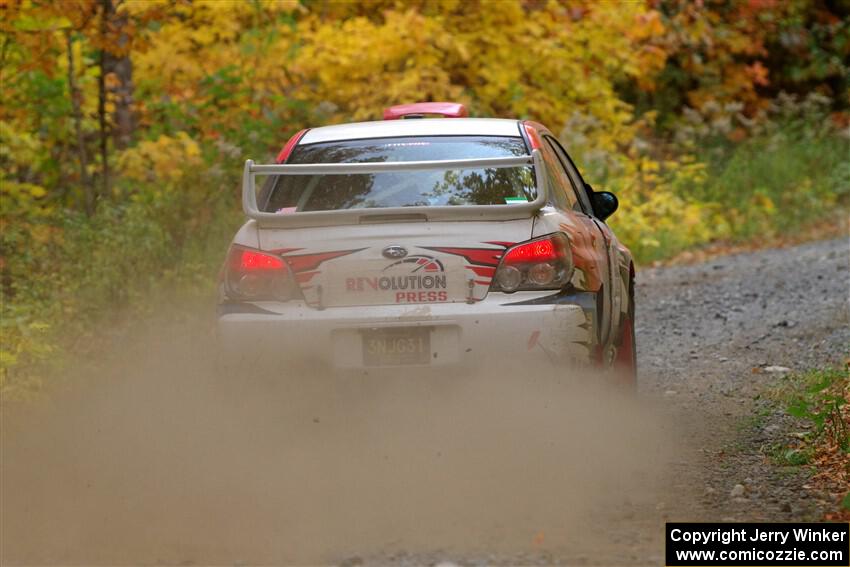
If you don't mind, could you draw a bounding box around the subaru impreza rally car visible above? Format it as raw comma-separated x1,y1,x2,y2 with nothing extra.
218,102,636,382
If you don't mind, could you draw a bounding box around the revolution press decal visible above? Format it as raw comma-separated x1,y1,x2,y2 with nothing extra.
345,255,448,303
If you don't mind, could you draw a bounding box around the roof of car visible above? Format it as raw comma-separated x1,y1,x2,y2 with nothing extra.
299,118,523,145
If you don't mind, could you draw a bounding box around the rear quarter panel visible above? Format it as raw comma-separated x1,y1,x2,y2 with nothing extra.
531,207,607,292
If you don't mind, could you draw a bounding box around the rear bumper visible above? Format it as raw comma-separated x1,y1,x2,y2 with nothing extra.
217,291,596,371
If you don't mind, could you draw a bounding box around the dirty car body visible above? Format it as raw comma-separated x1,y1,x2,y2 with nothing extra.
218,103,636,379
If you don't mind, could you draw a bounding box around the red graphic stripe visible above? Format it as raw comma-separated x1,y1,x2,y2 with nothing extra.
295,270,320,283
423,246,504,267
484,241,515,249
282,249,365,273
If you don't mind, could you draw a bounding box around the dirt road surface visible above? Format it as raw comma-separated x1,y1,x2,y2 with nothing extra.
2,237,848,565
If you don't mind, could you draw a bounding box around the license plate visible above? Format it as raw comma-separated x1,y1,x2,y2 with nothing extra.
362,327,431,366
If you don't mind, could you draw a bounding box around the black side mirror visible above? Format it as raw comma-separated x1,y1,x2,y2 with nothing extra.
590,190,618,221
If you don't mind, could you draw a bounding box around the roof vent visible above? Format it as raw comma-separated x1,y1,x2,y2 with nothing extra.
383,102,468,120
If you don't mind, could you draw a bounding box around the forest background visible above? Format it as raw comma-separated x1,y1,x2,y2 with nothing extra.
1,0,848,394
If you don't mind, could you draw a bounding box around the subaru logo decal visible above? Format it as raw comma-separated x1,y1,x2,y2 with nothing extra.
382,245,408,259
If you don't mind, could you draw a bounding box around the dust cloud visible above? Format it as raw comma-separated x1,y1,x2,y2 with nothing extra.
2,307,677,565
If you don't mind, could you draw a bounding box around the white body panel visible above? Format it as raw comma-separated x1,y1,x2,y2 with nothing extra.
219,292,592,371
223,216,598,371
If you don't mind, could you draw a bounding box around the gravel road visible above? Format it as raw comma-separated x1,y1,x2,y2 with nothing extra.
1,237,848,566
636,236,849,525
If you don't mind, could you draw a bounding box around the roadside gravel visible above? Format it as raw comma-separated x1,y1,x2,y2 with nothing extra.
636,236,849,523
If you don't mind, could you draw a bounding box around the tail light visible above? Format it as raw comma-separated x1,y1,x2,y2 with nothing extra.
491,233,574,293
223,245,300,301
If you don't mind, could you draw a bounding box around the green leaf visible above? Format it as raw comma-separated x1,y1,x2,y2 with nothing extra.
786,399,810,419
782,448,810,466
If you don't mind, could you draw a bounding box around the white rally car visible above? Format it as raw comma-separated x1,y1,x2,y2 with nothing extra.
218,103,636,382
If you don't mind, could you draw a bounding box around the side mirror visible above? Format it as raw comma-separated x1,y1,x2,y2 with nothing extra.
590,190,618,221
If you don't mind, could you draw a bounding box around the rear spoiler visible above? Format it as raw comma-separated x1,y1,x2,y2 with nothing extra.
241,150,546,228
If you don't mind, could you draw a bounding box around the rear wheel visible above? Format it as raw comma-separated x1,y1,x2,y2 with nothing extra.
613,278,637,388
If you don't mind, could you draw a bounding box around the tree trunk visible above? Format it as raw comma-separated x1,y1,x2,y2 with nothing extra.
66,30,94,216
98,47,110,199
97,0,110,199
101,0,135,150
110,56,134,149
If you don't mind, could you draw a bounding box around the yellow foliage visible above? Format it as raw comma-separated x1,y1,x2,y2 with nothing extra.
117,132,203,184
0,122,42,175
126,0,668,152
293,9,463,122
132,0,299,102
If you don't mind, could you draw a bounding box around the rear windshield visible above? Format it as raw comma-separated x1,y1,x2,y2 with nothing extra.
260,136,534,213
